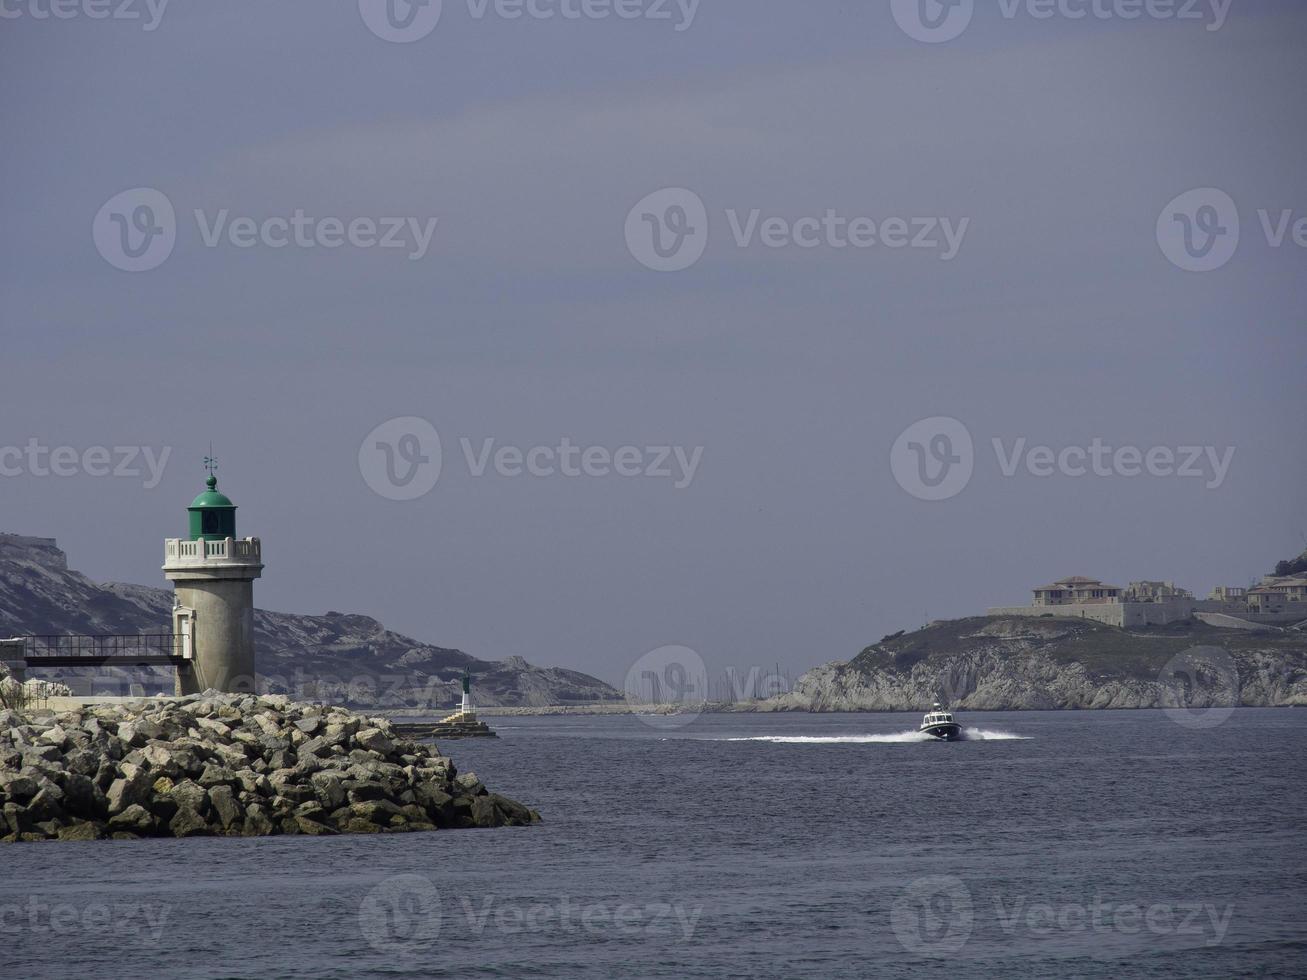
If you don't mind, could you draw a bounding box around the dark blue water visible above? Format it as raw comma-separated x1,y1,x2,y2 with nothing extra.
4,709,1305,979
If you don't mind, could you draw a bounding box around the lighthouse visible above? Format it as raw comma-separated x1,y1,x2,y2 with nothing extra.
426,668,495,737
162,462,264,695
460,668,474,718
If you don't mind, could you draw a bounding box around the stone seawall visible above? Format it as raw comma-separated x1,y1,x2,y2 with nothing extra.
985,602,1198,627
0,692,539,842
987,602,1306,628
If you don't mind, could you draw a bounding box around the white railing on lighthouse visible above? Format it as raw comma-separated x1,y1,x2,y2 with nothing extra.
164,537,262,563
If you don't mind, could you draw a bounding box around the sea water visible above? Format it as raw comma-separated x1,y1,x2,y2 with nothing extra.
3,709,1304,978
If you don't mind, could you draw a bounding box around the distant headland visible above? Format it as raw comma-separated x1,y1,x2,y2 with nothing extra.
763,548,1307,713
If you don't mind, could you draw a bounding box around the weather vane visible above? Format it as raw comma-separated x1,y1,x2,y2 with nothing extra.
204,443,218,479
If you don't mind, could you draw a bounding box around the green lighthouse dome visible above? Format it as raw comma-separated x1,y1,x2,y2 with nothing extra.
188,474,237,541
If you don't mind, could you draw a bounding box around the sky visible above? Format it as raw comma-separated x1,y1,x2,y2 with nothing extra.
2,0,1305,689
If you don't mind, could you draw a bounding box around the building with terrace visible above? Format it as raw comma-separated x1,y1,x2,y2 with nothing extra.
1123,581,1194,603
1208,585,1248,601
1030,576,1124,606
991,570,1307,628
1246,576,1307,615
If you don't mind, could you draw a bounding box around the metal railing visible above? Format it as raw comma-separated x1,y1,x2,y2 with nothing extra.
22,634,180,660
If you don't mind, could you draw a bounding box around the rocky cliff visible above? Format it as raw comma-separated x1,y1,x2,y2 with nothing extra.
0,533,620,709
762,616,1307,712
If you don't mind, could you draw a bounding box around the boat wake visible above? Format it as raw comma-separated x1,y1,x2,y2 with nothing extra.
962,727,1030,740
722,727,1029,744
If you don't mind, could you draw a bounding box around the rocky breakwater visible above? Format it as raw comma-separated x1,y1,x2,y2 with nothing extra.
0,692,539,842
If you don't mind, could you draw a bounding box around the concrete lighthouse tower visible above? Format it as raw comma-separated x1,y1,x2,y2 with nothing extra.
162,460,264,695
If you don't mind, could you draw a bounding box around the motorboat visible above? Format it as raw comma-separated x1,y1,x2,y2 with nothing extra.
919,702,961,741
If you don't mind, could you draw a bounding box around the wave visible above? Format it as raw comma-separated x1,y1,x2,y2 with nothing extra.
963,727,1030,740
722,727,1029,744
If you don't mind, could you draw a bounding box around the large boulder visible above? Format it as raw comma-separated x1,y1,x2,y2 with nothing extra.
57,821,105,841
108,804,156,835
168,779,210,816
0,772,39,803
207,786,243,832
168,806,211,838
105,770,152,815
61,773,106,820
